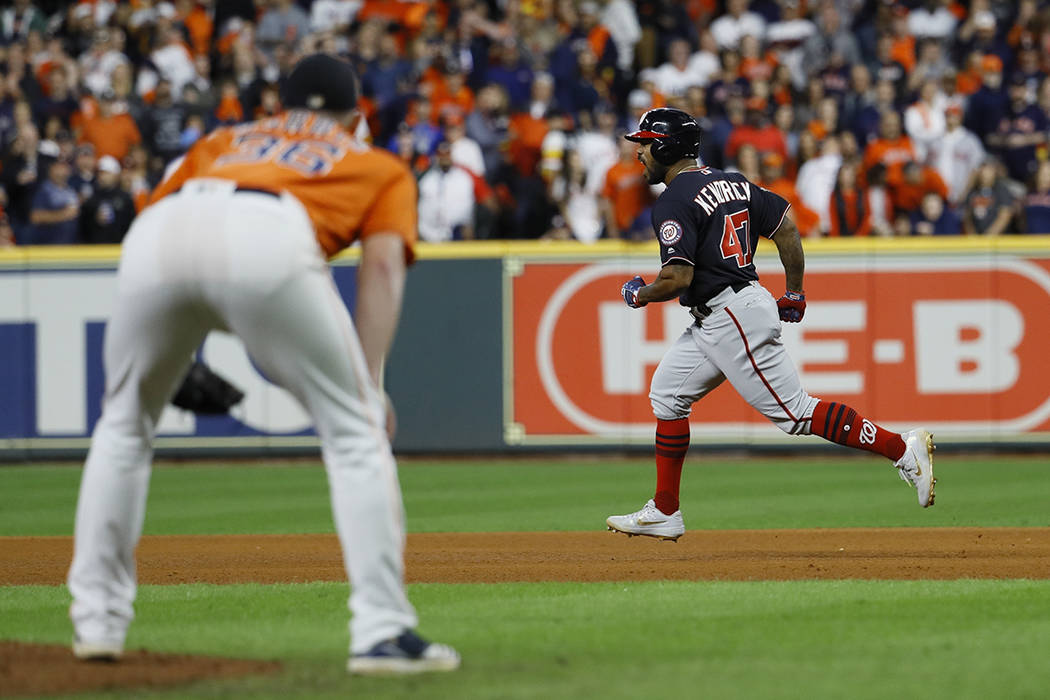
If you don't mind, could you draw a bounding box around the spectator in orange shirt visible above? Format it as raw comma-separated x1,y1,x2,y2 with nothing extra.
77,90,142,162
828,161,871,237
600,138,651,240
954,51,983,96
179,0,215,56
887,160,949,215
739,34,776,82
214,79,245,124
507,107,549,177
888,5,916,72
121,144,152,213
725,97,788,162
861,110,916,181
807,97,839,143
579,0,618,70
431,65,475,124
759,152,820,238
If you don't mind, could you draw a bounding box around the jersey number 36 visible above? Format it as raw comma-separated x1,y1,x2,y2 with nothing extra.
218,132,344,176
720,209,753,268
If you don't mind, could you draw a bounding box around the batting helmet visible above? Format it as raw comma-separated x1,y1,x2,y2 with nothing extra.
625,108,702,166
282,53,359,112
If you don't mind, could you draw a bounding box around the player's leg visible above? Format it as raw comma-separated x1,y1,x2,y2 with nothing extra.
68,202,212,659
606,326,725,539
806,402,935,507
214,194,455,671
648,326,728,514
700,286,934,506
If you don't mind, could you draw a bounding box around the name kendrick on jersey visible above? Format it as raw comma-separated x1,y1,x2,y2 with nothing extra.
693,179,753,215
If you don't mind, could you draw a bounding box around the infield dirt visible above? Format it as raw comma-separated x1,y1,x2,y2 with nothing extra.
3,528,1049,585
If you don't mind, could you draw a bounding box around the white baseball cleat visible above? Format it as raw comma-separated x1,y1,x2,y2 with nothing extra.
895,428,936,507
348,630,460,675
606,499,685,541
72,635,123,661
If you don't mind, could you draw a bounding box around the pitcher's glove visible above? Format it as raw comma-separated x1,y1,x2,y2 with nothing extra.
621,275,647,308
171,361,245,414
776,290,806,323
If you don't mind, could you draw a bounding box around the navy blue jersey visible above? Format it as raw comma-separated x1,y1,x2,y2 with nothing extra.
651,165,790,307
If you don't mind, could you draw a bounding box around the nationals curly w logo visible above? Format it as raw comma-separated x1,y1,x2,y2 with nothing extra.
859,419,877,445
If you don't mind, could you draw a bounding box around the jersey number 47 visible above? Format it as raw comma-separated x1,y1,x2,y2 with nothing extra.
720,209,753,268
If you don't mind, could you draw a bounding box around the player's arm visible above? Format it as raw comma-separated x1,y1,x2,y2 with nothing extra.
770,215,807,322
356,232,407,387
355,164,418,388
622,199,697,307
637,263,693,304
771,215,804,292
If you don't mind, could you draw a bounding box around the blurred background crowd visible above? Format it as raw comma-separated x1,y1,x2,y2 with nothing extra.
1,0,1050,246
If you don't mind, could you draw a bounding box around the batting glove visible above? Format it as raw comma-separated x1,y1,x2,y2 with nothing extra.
777,290,806,322
621,276,647,308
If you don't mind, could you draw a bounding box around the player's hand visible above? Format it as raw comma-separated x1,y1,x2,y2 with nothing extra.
777,290,806,322
621,276,647,308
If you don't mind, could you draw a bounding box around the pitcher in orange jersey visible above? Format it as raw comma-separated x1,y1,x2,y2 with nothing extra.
67,54,460,676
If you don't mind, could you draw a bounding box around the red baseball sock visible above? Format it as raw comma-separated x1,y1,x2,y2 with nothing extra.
654,418,690,515
810,401,906,461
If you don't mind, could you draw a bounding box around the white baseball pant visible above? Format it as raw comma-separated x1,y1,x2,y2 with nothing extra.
649,281,819,433
68,178,417,654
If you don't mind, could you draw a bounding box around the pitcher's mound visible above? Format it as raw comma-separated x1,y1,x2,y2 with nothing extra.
0,641,280,698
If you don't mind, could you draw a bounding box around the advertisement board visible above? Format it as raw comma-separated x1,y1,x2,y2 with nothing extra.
508,254,1050,445
0,255,359,450
3,240,1050,454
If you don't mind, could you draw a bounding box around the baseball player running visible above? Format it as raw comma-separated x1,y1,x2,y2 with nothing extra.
606,108,935,542
67,54,459,674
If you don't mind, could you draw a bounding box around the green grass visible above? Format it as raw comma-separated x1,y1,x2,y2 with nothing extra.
3,580,1049,700
0,456,1047,536
3,457,1047,699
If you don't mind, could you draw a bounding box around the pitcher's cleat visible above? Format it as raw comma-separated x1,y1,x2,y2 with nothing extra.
348,629,460,675
895,428,936,507
72,635,122,662
606,499,685,541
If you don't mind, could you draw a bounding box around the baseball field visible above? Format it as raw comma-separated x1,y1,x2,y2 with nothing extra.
2,454,1049,699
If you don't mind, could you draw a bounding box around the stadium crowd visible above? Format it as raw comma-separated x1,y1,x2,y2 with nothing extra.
1,0,1050,246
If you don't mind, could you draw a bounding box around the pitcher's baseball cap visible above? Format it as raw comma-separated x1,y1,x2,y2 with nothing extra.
282,53,359,112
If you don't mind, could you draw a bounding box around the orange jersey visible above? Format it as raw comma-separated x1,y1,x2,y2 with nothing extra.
862,136,916,180
761,176,819,237
601,159,650,230
886,166,949,213
148,111,418,261
78,112,142,161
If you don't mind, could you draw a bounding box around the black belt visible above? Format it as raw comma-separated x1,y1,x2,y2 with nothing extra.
175,184,280,199
690,280,753,320
234,186,280,198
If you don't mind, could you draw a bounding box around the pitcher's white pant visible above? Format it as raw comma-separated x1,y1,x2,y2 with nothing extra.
650,282,819,434
68,178,417,654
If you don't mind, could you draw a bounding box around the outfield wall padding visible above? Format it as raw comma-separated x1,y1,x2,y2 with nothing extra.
1,238,1048,456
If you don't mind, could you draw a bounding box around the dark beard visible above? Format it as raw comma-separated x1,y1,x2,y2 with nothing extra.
643,163,666,184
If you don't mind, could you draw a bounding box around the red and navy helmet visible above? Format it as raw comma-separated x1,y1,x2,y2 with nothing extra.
625,108,702,166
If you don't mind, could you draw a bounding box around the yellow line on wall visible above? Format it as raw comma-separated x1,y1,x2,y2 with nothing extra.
4,235,1050,267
